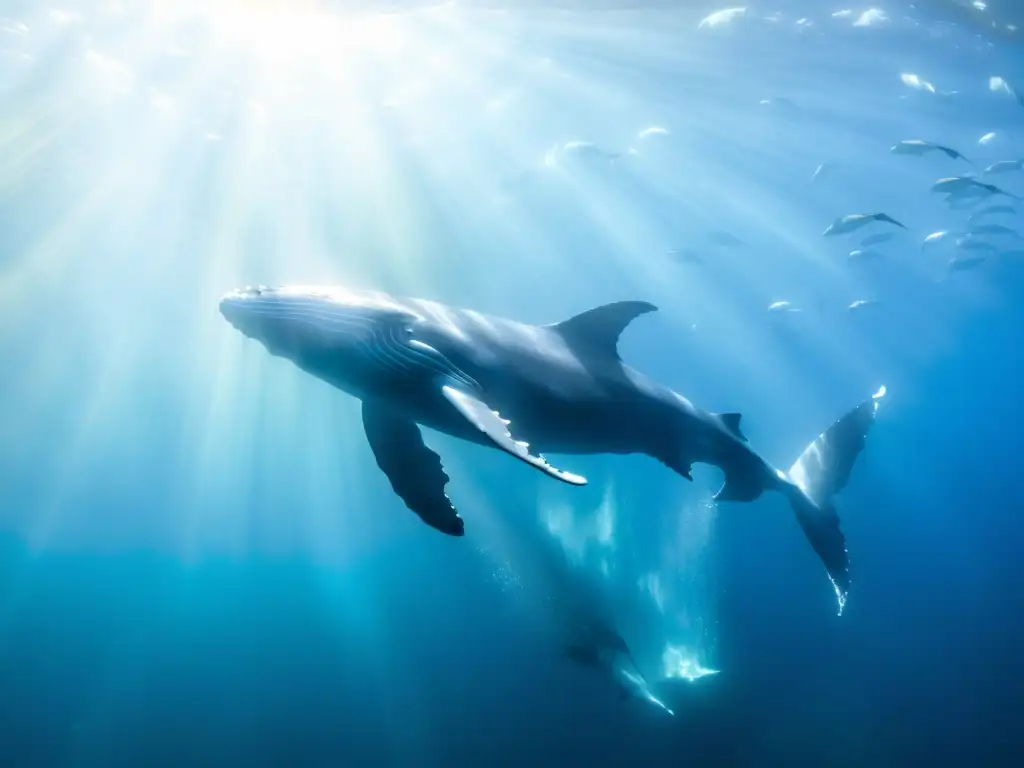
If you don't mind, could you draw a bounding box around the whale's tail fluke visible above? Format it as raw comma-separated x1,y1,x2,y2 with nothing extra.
780,386,887,614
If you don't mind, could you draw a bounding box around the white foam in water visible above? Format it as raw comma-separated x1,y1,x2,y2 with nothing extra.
541,483,616,575
638,495,722,685
661,644,720,682
616,667,675,715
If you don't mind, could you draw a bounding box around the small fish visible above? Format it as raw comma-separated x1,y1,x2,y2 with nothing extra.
563,140,600,154
932,176,1021,201
848,248,884,263
823,213,907,236
901,73,936,93
847,299,880,311
709,231,744,247
948,255,988,272
810,162,831,184
956,237,997,252
861,232,895,247
979,131,997,146
968,203,1017,221
638,126,669,139
968,223,1020,238
931,176,981,194
947,195,983,211
922,230,954,247
890,139,971,164
984,159,1024,174
759,96,798,110
989,76,1024,108
668,247,704,264
699,7,747,28
768,300,800,312
562,141,621,161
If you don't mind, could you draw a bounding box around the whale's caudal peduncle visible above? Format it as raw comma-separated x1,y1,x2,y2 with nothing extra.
221,285,885,613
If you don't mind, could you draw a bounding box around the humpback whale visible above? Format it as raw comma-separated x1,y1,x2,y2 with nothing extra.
220,286,885,612
564,621,673,715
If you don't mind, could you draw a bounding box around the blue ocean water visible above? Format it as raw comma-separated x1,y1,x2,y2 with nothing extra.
2,1,1024,765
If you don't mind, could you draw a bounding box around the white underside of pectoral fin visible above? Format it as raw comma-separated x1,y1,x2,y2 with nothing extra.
440,384,587,486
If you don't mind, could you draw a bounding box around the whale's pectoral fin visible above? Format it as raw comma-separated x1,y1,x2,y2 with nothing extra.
361,401,465,536
440,384,587,486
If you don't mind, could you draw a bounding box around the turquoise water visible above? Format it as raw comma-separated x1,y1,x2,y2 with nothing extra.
2,2,1023,765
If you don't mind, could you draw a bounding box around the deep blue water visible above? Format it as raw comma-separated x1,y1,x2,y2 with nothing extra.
2,2,1024,765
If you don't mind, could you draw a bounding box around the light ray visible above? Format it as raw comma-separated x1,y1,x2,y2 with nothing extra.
0,2,1013,653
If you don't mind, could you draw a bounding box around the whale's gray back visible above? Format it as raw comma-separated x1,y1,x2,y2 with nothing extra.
373,291,678,457
390,293,655,404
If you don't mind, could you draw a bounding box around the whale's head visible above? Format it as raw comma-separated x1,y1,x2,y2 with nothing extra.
220,285,371,356
219,285,420,391
219,285,299,353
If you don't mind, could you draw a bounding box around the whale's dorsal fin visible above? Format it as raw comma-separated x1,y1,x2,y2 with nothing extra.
713,412,747,441
551,301,658,360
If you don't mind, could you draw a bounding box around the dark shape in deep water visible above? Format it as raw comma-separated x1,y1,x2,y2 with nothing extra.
576,620,642,675
562,619,670,711
220,286,886,612
564,620,640,678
